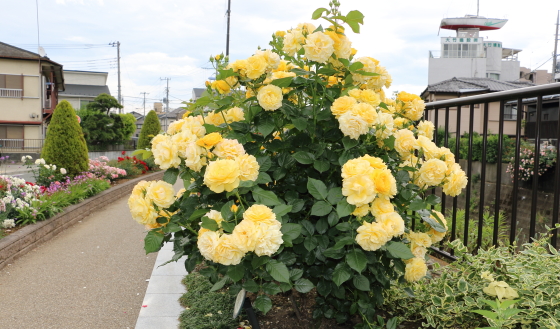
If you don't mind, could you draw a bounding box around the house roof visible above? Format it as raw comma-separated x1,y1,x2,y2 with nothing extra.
58,84,111,97
0,41,65,90
192,88,206,99
422,77,535,95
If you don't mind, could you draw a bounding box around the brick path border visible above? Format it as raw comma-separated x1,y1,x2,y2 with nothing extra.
0,171,164,271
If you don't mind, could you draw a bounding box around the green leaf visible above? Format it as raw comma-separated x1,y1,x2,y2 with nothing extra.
257,116,275,137
424,212,446,232
333,263,352,286
384,135,396,150
203,123,222,133
426,194,441,205
210,276,228,292
312,7,328,19
255,172,272,185
256,156,272,171
252,256,270,269
188,208,208,222
313,161,330,173
289,269,304,281
291,117,308,131
201,216,219,231
300,220,315,236
409,199,426,211
327,187,343,205
346,10,365,24
323,248,345,259
307,178,328,200
273,204,292,217
271,77,293,88
327,212,340,226
333,236,354,249
242,279,259,293
457,278,468,293
281,223,302,241
266,260,291,283
162,168,179,184
336,199,354,218
316,218,329,234
215,96,234,107
353,275,370,291
316,67,339,76
144,231,164,254
254,295,273,315
227,264,245,282
335,222,352,232
346,249,367,273
471,310,499,320
353,70,379,76
342,136,359,150
262,282,282,295
294,279,314,293
349,62,364,72
386,241,414,260
293,151,315,164
216,68,237,80
395,170,410,185
252,186,281,206
311,201,333,216
304,236,318,251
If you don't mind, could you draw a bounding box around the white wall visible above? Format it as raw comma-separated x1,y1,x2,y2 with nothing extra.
63,71,107,86
428,57,487,84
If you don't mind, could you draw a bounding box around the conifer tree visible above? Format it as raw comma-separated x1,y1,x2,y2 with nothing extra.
41,100,89,176
137,110,161,150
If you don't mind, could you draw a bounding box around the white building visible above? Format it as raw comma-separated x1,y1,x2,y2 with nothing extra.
428,15,521,85
58,70,111,110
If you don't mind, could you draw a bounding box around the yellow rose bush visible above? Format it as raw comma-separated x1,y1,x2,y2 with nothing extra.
128,1,468,325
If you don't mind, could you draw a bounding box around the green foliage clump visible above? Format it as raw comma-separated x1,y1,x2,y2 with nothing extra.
448,132,515,164
384,234,560,328
42,100,89,176
178,272,239,329
137,110,161,150
120,113,137,140
85,93,123,115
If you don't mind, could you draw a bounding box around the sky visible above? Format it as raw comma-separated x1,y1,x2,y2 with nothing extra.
1,0,558,113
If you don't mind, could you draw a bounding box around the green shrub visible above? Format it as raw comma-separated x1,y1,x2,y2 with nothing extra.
178,272,239,329
137,110,161,150
42,100,89,176
448,133,513,164
384,233,560,328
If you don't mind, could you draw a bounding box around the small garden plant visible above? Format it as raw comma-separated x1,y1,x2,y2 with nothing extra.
506,145,557,182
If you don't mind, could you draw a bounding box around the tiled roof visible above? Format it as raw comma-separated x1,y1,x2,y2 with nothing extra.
0,41,41,60
423,77,535,94
58,84,110,97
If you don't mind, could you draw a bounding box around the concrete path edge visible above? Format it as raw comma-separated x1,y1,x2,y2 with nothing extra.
0,171,164,271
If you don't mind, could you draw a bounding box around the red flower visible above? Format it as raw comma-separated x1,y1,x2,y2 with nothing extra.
121,151,126,155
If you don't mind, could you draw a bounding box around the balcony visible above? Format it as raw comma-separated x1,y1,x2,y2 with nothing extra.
0,88,22,98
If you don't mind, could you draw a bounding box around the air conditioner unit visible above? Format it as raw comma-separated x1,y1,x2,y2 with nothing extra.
29,113,38,118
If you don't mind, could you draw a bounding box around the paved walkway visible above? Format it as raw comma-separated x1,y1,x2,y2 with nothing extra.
0,192,158,328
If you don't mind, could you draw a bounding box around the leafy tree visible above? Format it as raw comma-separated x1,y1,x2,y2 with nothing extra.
120,113,137,140
86,93,123,115
78,108,117,146
41,100,89,176
137,110,161,149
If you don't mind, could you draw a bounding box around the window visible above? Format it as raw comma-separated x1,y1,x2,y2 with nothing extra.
504,105,517,120
0,74,23,98
80,100,91,109
487,73,500,80
442,44,479,58
0,125,24,139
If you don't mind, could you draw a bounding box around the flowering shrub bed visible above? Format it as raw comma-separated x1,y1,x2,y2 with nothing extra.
129,2,467,326
506,146,557,181
88,156,127,181
112,152,153,176
0,175,42,228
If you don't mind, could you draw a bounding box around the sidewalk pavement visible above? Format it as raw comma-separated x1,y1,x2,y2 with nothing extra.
0,191,158,328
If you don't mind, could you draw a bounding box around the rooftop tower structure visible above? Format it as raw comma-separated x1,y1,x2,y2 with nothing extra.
428,14,521,84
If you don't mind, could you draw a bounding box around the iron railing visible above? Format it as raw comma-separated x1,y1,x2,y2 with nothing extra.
424,83,560,261
0,88,22,98
0,139,43,152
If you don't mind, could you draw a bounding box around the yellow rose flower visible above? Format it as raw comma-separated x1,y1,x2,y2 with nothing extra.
394,129,418,159
246,54,268,79
205,111,226,126
196,132,223,149
232,219,261,252
212,234,246,265
417,136,440,160
167,119,183,135
254,227,284,257
152,134,181,170
331,96,357,118
176,188,186,199
203,159,241,193
418,158,447,186
351,57,377,84
172,130,198,157
404,257,427,282
352,204,370,217
181,116,206,138
365,65,391,90
411,245,427,258
243,204,278,227
215,54,222,60
128,195,158,226
283,30,303,56
213,138,246,159
146,180,175,208
397,91,420,103
348,89,362,99
131,180,151,199
377,211,405,237
197,230,220,262
443,166,468,197
356,221,390,251
404,98,425,121
370,196,394,217
205,210,224,227
275,30,286,38
371,168,397,198
359,89,381,107
236,154,260,181
224,107,245,123
183,142,207,172
375,112,394,140
351,102,378,126
417,120,435,140
256,49,280,70
303,31,334,63
211,80,231,94
342,174,376,206
341,158,373,179
393,117,409,129
231,59,248,76
360,155,387,170
257,84,283,111
408,231,432,248
338,112,369,140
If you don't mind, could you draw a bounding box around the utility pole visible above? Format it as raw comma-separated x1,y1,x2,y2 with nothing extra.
160,77,170,132
553,10,559,82
110,41,122,112
226,0,231,56
140,92,149,117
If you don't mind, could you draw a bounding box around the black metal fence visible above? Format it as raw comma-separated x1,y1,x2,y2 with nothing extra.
424,83,560,261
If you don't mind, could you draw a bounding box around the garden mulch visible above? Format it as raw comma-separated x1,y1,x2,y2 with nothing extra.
0,181,158,328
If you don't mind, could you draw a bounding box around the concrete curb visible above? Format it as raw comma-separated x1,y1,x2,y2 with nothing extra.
0,171,164,271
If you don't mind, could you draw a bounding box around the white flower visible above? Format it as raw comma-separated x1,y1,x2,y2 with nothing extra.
51,164,56,170
60,168,67,175
2,219,16,228
44,165,50,169
35,158,45,165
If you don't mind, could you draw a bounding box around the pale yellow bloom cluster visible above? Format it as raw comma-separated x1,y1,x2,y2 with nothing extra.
197,205,283,265
128,180,176,227
205,107,245,126
404,257,428,282
396,91,425,121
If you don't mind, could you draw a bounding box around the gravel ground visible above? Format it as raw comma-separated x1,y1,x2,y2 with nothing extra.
0,194,157,329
